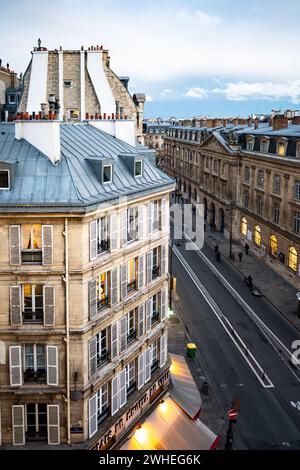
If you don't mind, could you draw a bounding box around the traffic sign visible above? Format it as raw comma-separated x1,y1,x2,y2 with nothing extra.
228,409,238,421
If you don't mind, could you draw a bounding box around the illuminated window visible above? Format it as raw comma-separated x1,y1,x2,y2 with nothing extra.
22,224,42,250
97,272,109,309
277,142,286,156
270,235,278,257
240,217,247,236
127,257,137,292
254,225,261,246
288,247,298,272
23,284,43,322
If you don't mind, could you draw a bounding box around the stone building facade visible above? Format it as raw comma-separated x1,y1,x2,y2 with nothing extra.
162,117,300,287
0,62,20,120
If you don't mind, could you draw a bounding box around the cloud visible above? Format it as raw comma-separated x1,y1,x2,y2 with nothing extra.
185,87,208,99
146,95,153,102
213,80,300,103
176,9,221,28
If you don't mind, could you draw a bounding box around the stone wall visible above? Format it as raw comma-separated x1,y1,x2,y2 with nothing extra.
63,52,81,117
47,52,59,99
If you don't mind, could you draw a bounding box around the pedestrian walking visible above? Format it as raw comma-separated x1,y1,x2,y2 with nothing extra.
216,251,221,263
214,244,219,254
238,252,243,262
245,243,249,255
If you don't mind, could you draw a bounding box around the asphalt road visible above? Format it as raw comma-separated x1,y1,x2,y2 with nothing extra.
172,237,300,450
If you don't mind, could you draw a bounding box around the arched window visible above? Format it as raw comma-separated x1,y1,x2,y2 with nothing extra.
288,247,298,272
254,225,261,246
240,217,247,236
270,235,278,257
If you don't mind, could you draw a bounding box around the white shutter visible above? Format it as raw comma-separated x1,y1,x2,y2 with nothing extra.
137,205,144,240
43,286,55,326
89,220,97,261
147,202,153,234
160,287,168,322
138,304,145,337
89,336,97,377
160,334,167,368
145,299,152,333
42,225,53,265
146,250,152,284
89,393,98,438
89,279,97,320
9,345,22,386
110,214,118,252
111,376,119,416
137,254,145,289
47,405,60,445
9,225,21,265
119,316,128,354
12,405,25,446
111,321,119,360
145,347,152,383
119,369,127,408
160,244,168,275
47,345,58,386
161,197,169,232
120,263,127,300
120,210,127,247
138,352,145,390
110,267,119,306
10,285,22,326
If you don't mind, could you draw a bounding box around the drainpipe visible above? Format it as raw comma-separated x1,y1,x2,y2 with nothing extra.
63,218,71,445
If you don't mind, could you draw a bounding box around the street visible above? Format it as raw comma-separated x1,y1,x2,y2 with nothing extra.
172,236,300,449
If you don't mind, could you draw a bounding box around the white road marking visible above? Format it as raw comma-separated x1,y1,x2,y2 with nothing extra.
173,244,274,388
290,401,300,411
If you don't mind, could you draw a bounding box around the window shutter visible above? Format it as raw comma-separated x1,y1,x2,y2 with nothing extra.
89,393,98,438
120,263,127,300
110,214,118,252
9,345,22,387
147,202,153,234
137,352,145,390
145,347,152,384
119,369,127,408
89,336,97,377
111,376,119,416
89,220,97,261
111,321,119,360
42,225,53,265
12,405,25,446
47,345,58,386
47,405,60,445
160,244,168,275
161,197,169,232
9,225,21,265
138,205,144,240
145,299,152,333
138,304,145,337
120,210,127,247
43,286,55,326
119,316,128,354
88,279,97,320
146,250,152,284
110,267,119,306
137,254,145,289
160,287,168,322
10,286,22,326
160,334,167,368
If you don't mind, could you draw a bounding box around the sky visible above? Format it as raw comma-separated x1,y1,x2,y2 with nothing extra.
1,0,300,118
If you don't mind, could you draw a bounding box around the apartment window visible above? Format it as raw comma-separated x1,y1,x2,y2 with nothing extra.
243,166,250,183
97,383,109,424
97,217,109,254
21,224,42,264
126,360,136,396
26,404,47,441
254,225,261,246
296,143,300,158
246,139,254,151
127,257,137,292
257,170,264,188
221,162,228,177
127,206,138,242
221,182,227,200
0,169,9,189
273,175,281,193
151,339,159,372
272,202,280,224
213,159,219,174
256,194,263,215
96,329,108,368
243,190,249,209
294,180,300,199
240,217,247,236
260,139,269,153
24,344,46,382
151,293,160,325
63,80,72,88
270,235,278,257
127,310,136,344
277,142,286,156
288,247,298,272
103,165,112,183
22,284,43,323
135,160,142,177
205,157,210,170
152,247,159,280
292,211,300,234
96,272,109,310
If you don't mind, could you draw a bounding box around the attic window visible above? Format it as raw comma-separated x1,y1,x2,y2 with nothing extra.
135,160,142,177
64,80,73,88
0,170,10,189
103,165,112,183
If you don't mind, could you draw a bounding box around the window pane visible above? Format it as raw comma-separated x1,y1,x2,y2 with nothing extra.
0,170,9,188
32,225,42,249
22,225,31,249
103,166,112,183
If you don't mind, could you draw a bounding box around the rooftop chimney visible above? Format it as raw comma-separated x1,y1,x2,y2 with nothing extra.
273,116,288,131
292,116,300,125
254,118,259,129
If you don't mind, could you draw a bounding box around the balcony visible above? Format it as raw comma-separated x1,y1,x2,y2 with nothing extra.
21,250,42,264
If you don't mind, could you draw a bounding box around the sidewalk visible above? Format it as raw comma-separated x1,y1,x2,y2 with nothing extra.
205,230,300,332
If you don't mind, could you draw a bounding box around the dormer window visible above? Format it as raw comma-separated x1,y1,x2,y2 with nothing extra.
103,165,112,183
0,169,10,189
260,138,270,153
277,141,286,156
135,160,142,177
246,138,254,151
